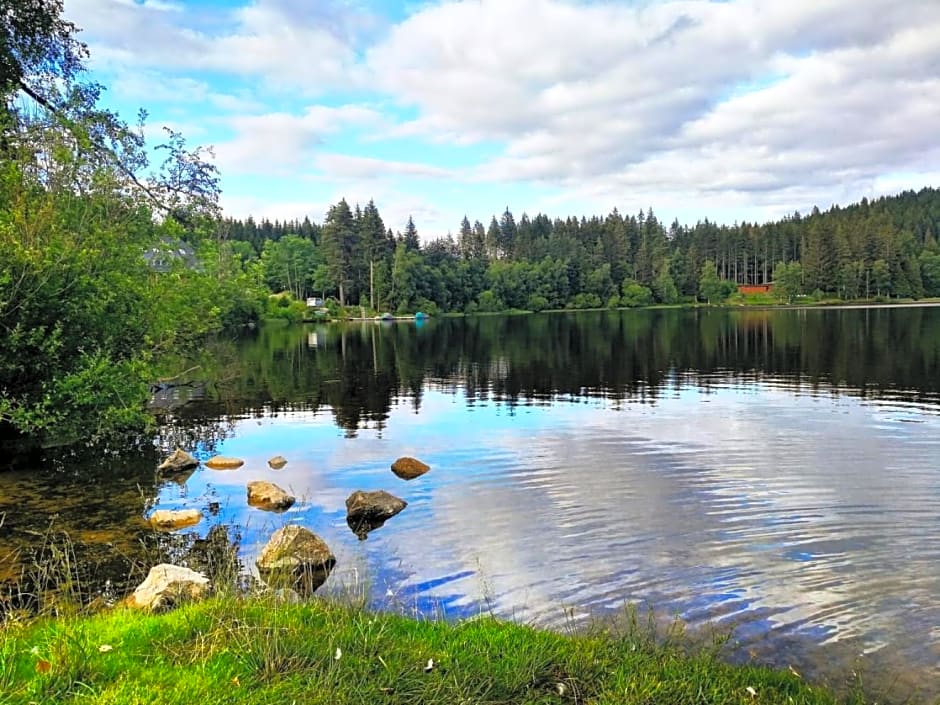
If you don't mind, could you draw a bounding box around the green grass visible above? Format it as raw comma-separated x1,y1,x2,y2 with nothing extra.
0,596,867,705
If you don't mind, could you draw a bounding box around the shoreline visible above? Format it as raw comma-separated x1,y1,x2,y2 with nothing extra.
308,299,940,323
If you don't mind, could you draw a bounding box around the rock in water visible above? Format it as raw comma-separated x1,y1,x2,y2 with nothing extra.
346,490,407,540
391,456,430,480
256,526,335,595
127,564,210,611
268,455,288,469
148,509,202,531
205,456,244,470
247,481,295,512
157,448,199,472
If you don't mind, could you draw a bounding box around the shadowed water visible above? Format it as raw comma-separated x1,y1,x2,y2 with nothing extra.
3,307,940,700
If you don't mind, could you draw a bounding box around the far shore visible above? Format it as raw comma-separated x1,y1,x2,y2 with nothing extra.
304,298,940,324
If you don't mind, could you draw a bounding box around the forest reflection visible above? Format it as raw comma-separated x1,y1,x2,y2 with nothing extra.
164,306,940,440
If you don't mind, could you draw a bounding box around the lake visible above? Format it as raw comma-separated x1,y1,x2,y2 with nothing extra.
3,307,940,700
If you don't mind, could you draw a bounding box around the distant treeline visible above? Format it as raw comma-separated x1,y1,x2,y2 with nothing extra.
219,187,940,313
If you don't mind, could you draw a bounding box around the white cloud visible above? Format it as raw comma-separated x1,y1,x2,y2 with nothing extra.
214,105,385,175
368,0,940,218
221,182,450,238
64,0,940,224
65,0,365,92
314,153,455,181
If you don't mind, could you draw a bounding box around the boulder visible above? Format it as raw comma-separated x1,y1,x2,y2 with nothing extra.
205,456,244,470
148,508,202,531
268,455,288,470
391,456,430,480
157,448,199,473
346,490,407,540
247,481,295,512
127,564,209,611
256,525,335,595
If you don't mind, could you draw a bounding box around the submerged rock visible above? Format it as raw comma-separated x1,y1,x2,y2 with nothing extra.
346,490,407,540
127,564,210,611
205,456,244,470
391,456,430,480
268,455,288,470
157,448,199,473
148,508,202,531
256,526,335,595
247,481,295,512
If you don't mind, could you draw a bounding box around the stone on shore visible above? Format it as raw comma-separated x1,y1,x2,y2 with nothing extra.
247,481,295,512
127,564,210,611
346,490,407,540
256,526,335,595
157,448,199,473
268,455,288,469
391,456,430,480
148,508,202,531
205,456,244,470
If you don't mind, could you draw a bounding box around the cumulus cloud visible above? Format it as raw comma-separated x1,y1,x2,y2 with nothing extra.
214,105,385,174
63,0,940,224
314,153,454,181
368,0,940,215
65,0,365,91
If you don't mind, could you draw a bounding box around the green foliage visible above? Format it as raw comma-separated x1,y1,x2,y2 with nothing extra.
260,234,316,300
920,251,940,296
221,187,940,318
0,0,269,441
477,290,504,312
698,260,724,304
621,279,653,307
871,259,891,297
0,597,864,705
0,0,85,103
773,262,804,303
568,293,603,309
263,294,307,323
586,263,615,300
526,294,549,312
653,269,679,304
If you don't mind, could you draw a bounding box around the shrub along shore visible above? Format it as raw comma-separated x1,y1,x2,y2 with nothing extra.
0,595,866,705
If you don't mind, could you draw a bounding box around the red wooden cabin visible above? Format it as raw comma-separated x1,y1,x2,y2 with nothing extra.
737,283,773,295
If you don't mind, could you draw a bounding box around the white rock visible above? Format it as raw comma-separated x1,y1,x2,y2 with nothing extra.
127,564,210,611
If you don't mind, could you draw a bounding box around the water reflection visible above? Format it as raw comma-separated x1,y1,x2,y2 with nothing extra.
2,307,940,701
156,308,940,438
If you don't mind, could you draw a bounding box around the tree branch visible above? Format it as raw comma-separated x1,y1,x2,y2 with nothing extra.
16,78,170,212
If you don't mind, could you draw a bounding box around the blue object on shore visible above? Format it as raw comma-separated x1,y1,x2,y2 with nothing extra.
415,311,426,320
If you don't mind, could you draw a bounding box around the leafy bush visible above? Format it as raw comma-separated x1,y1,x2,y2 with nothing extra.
477,290,504,312
526,294,549,312
621,280,653,307
568,293,603,309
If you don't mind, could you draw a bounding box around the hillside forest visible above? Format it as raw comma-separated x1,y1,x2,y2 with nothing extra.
227,188,940,315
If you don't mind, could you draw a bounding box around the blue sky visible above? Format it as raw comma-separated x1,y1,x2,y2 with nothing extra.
61,0,940,239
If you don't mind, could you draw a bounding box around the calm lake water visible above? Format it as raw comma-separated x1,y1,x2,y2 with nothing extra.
3,307,940,700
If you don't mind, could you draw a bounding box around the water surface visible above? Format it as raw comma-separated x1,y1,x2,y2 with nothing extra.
3,307,940,700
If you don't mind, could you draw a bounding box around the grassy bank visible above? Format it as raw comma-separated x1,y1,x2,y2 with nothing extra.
0,596,863,705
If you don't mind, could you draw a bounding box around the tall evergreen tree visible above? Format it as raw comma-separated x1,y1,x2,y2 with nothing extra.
403,216,420,252
320,198,356,305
